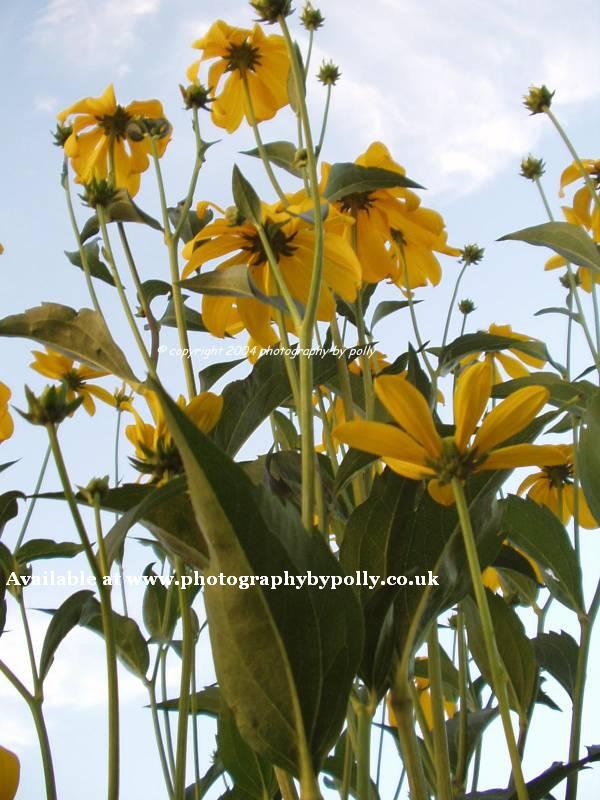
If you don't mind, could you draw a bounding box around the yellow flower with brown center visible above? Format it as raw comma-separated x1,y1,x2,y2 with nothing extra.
0,745,20,800
187,20,289,133
328,142,460,285
0,383,14,443
57,84,170,197
517,444,598,529
30,348,113,416
126,390,222,484
334,360,565,505
181,200,361,348
461,323,546,381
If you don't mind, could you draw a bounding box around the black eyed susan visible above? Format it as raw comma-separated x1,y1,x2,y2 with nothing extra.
187,20,289,133
126,391,222,484
461,323,546,381
0,382,13,443
0,745,20,800
57,84,170,197
30,349,113,416
518,444,598,529
334,360,566,505
181,200,361,348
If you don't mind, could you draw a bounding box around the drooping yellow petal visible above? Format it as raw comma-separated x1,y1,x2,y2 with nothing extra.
186,393,223,433
0,744,20,800
334,420,432,466
479,443,567,471
374,375,442,458
427,479,456,506
453,361,493,451
473,386,549,455
383,457,436,480
568,486,599,529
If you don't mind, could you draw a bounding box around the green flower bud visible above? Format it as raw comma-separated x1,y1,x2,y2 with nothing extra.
225,205,246,227
81,177,118,209
293,147,308,169
250,0,293,23
318,60,341,86
560,272,580,289
520,154,546,181
52,123,73,148
301,2,324,30
125,121,145,142
179,83,212,111
458,299,476,314
523,85,554,115
18,384,83,426
79,476,110,504
459,244,485,266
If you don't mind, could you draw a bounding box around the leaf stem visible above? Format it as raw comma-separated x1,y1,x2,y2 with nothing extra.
454,606,469,793
427,622,453,800
174,559,194,799
388,677,428,800
15,443,51,550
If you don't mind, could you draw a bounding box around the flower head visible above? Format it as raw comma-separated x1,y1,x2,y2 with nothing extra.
334,360,565,505
0,382,14,443
187,21,290,133
181,198,361,347
250,0,293,23
58,84,170,197
30,348,113,416
462,323,546,382
318,60,341,86
126,391,222,484
520,155,545,181
459,244,485,266
0,744,20,800
301,2,324,30
523,85,554,115
518,444,598,529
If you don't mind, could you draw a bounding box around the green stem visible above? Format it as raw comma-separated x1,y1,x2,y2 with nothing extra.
340,726,353,800
452,478,529,800
18,595,40,694
427,622,453,800
275,311,301,409
161,643,177,777
354,288,375,420
316,85,332,158
375,701,385,790
388,679,428,800
173,108,206,242
94,499,120,800
15,443,51,550
174,560,194,799
441,261,468,350
454,607,469,794
113,406,129,616
149,138,196,399
190,642,201,800
304,30,314,76
355,694,374,800
241,73,287,204
399,242,435,379
146,676,175,798
274,768,299,800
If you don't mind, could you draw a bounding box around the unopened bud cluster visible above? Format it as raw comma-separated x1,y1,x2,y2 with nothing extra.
19,385,83,426
250,0,293,23
459,244,485,266
520,155,545,181
523,85,554,115
318,60,341,86
301,2,324,30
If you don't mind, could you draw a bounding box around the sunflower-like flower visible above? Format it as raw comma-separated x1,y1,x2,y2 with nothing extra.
328,142,460,285
181,199,361,347
0,744,20,800
187,20,289,133
57,84,170,197
461,323,546,381
126,391,222,484
0,382,14,443
334,360,565,505
517,444,598,529
30,349,113,416
544,161,600,293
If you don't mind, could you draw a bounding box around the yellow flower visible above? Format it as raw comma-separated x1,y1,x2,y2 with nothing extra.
181,200,361,348
0,383,14,443
126,390,222,484
57,84,170,197
328,142,459,285
0,745,20,800
348,350,389,376
517,444,598,529
187,20,289,133
334,360,566,505
462,323,546,381
387,661,456,731
30,348,113,416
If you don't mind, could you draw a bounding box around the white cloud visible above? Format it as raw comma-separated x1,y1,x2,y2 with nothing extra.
34,94,58,113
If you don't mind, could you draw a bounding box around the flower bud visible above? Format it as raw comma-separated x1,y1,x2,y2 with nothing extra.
560,272,580,289
125,121,146,142
523,85,554,115
79,476,110,504
458,299,476,314
179,83,212,111
459,244,485,265
18,384,83,426
318,60,341,86
225,205,246,227
250,0,293,23
520,154,545,181
143,117,172,140
81,177,118,209
52,123,73,148
301,2,324,30
293,147,308,169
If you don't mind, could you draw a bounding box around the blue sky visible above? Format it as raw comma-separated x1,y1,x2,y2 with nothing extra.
1,0,600,797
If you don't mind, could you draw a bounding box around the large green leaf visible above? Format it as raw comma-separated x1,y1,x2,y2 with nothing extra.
232,164,261,225
463,592,537,718
180,264,255,299
498,221,600,272
16,539,83,563
577,391,600,524
65,240,115,286
371,299,415,329
80,189,162,242
500,495,584,614
534,630,579,702
0,491,24,538
79,595,149,678
199,358,245,392
324,163,423,202
0,303,139,384
151,379,363,778
160,297,208,333
218,704,278,799
242,141,302,178
39,590,94,682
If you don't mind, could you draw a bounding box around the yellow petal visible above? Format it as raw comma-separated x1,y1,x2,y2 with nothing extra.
334,420,432,465
186,393,223,433
473,386,549,455
374,375,442,458
0,745,20,800
427,479,456,506
480,444,567,471
569,487,599,529
454,361,493,451
383,457,436,480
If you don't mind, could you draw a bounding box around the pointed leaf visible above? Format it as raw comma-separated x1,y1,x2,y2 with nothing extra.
39,590,94,681
232,165,261,225
534,630,579,702
160,297,208,333
325,163,423,202
79,595,149,678
242,141,302,178
218,704,278,799
371,300,415,329
80,189,162,242
499,221,600,272
16,539,83,563
577,391,600,525
199,358,246,392
65,240,115,286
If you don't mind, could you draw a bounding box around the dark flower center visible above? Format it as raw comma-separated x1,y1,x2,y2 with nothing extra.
244,220,297,265
97,105,132,140
340,191,374,213
226,41,261,73
543,463,573,488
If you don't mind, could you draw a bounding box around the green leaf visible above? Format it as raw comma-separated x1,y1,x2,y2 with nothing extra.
139,279,171,306
436,332,554,376
324,163,423,202
333,449,377,498
16,539,83,563
232,165,261,225
463,592,537,717
79,596,149,678
142,563,177,642
242,141,302,178
501,495,584,614
491,373,592,413
218,704,278,799
185,761,225,799
212,349,344,456
499,221,600,272
577,391,600,524
168,203,213,243
0,303,139,384
180,264,255,298
445,708,499,776
0,461,18,476
159,297,208,333
371,300,415,328
39,590,95,682
0,491,24,538
534,306,582,323
151,379,363,777
199,358,245,392
272,410,300,450
80,189,162,242
287,43,305,115
534,630,579,702
65,240,115,286
155,685,222,716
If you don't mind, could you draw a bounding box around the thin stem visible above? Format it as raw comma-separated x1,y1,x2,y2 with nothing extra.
355,694,374,800
454,607,469,794
146,677,175,798
304,30,314,76
190,639,201,800
18,595,40,694
241,74,287,204
161,644,177,777
452,478,529,800
173,108,205,242
441,261,468,350
316,85,332,158
388,674,428,800
274,768,299,800
340,730,353,800
174,560,194,799
427,622,453,800
375,701,385,790
15,443,51,550
354,288,375,420
399,243,435,379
